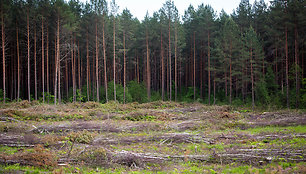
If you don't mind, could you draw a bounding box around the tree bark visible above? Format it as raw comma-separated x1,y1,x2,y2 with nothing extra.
285,26,289,109
161,31,164,101
294,23,298,108
34,28,37,100
86,32,89,101
208,30,211,105
113,16,116,101
193,32,196,101
146,29,151,101
27,11,30,102
95,20,99,102
78,41,81,93
46,22,49,103
229,41,232,104
102,18,108,103
41,18,45,102
1,10,5,103
123,31,126,103
16,25,20,101
174,21,177,102
251,46,254,111
168,15,171,101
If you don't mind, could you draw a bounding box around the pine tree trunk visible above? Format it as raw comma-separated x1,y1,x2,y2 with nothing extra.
251,46,255,111
102,18,108,102
193,32,196,101
285,26,289,109
41,18,45,102
34,28,37,100
95,21,99,102
161,31,164,101
229,41,232,104
208,31,211,105
71,36,75,102
57,17,61,104
46,23,49,103
78,41,81,93
54,26,58,105
174,21,177,102
113,16,116,101
146,29,151,101
27,11,30,102
295,23,298,108
123,31,126,103
65,57,68,100
168,16,171,101
73,36,76,102
1,10,5,103
16,25,20,101
86,32,89,101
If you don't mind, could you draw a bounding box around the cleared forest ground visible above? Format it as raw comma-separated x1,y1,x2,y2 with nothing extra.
0,101,305,173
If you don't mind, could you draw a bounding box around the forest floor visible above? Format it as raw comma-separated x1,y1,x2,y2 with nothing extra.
0,100,305,173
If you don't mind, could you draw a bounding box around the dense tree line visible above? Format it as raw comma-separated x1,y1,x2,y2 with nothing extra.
0,0,305,109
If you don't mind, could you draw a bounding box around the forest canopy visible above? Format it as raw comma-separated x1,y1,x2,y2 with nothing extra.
0,0,305,109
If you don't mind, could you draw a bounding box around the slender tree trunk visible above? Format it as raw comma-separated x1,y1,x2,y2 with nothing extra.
161,31,164,101
123,31,126,103
41,18,45,102
65,57,68,100
46,23,49,103
294,23,298,108
34,28,37,100
86,32,89,101
102,18,108,102
71,36,75,102
137,54,139,83
168,15,171,101
213,71,216,105
54,27,58,105
73,36,76,102
78,41,80,93
95,20,99,102
251,46,254,111
113,16,116,101
1,10,5,103
229,41,232,104
16,25,20,101
193,32,196,101
27,11,30,102
57,17,61,104
285,26,289,109
146,29,151,101
208,31,211,105
174,21,177,102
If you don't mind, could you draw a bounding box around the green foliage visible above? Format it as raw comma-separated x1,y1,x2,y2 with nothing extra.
106,81,132,103
255,78,270,106
0,89,3,101
44,92,55,103
301,78,306,108
127,80,148,103
180,87,201,103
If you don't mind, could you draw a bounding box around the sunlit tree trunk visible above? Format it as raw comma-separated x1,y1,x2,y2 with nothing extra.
113,16,116,101
1,10,5,103
102,18,108,102
146,29,150,101
123,31,126,103
16,25,20,101
27,10,31,101
41,18,45,102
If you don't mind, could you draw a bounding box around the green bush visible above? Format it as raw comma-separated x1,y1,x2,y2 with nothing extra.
255,78,270,106
107,81,132,103
127,80,148,103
